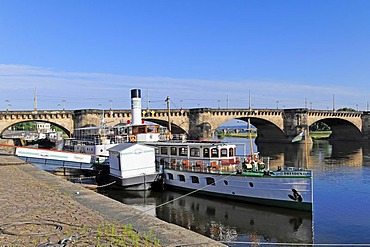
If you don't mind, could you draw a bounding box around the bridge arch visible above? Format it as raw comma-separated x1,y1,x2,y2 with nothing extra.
214,117,286,143
0,111,74,138
309,118,362,141
1,120,72,137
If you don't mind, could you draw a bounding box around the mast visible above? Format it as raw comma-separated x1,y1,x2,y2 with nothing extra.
146,88,149,112
33,87,37,112
166,96,172,134
305,126,309,169
248,118,254,155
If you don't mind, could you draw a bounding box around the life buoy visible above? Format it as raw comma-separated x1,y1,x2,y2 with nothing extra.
129,135,137,142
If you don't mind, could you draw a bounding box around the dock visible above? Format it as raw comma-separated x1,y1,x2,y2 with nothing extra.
0,149,224,246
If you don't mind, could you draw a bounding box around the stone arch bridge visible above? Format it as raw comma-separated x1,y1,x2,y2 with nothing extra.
1,108,370,143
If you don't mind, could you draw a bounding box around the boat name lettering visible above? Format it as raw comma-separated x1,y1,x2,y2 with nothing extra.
73,155,84,160
134,149,143,155
40,152,49,157
280,171,310,176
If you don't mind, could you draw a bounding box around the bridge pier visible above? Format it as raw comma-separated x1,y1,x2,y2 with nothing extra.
188,108,213,140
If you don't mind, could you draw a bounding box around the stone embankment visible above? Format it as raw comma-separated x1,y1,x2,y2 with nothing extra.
0,149,224,246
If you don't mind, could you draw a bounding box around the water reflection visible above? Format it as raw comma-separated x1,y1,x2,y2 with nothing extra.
255,139,364,168
100,189,313,245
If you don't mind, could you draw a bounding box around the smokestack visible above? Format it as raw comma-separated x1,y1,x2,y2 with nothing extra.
131,89,142,125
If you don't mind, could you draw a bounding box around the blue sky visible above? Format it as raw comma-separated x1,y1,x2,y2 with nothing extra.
1,0,369,111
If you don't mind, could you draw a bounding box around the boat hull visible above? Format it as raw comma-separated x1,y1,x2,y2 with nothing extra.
163,169,313,211
101,172,160,191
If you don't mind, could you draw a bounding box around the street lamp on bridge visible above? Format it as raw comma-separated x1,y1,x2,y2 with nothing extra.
61,100,66,110
5,100,11,111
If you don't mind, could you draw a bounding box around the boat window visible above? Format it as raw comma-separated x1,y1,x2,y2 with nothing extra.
191,176,199,184
229,148,234,157
224,180,229,185
190,148,200,157
203,148,210,158
160,147,168,155
211,148,219,158
133,126,146,134
167,173,174,180
147,125,158,133
170,147,177,155
220,148,228,157
206,177,215,186
178,174,185,182
179,147,188,156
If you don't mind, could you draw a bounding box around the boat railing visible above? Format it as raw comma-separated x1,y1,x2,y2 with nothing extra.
162,157,241,174
161,156,311,176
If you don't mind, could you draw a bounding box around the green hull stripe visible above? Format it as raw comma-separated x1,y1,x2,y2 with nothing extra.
121,150,154,156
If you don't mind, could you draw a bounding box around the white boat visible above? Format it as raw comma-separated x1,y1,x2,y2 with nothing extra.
15,146,93,164
103,142,160,190
148,141,313,211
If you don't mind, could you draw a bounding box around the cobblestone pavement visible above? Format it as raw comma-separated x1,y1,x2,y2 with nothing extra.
0,150,224,246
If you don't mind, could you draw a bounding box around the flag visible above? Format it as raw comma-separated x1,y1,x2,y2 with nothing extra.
292,131,305,142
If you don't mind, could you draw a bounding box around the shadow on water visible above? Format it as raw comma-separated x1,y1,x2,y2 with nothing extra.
99,189,313,246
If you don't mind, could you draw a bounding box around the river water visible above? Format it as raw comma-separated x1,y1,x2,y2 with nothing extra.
98,137,370,246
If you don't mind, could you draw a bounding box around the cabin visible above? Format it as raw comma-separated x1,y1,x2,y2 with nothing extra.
108,143,156,179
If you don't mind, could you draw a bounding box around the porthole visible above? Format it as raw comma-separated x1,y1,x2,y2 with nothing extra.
224,180,228,185
249,182,254,187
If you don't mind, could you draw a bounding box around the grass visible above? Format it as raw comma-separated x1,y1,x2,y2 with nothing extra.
54,222,161,246
309,131,332,139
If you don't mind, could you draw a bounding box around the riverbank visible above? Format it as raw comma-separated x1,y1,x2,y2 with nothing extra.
0,149,224,246
218,131,331,139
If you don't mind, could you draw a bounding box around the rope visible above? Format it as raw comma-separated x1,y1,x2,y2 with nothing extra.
37,234,81,247
95,180,116,188
68,176,96,183
0,222,63,236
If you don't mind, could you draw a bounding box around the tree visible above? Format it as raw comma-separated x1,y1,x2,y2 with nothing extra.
13,122,36,131
310,121,331,131
337,107,356,112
